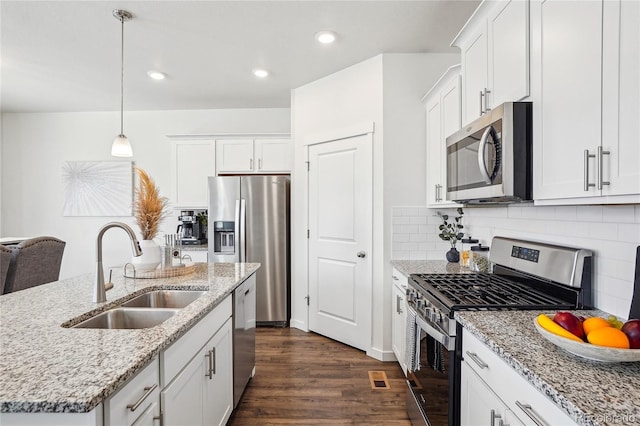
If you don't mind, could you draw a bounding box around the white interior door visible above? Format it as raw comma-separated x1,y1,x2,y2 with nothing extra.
307,133,372,352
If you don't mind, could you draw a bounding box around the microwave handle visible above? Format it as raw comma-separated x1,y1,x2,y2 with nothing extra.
477,126,500,184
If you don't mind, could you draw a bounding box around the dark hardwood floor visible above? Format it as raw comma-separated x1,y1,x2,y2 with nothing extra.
228,327,412,425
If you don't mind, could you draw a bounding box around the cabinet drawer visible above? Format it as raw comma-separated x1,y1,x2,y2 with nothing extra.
161,296,232,386
462,329,577,426
105,357,159,426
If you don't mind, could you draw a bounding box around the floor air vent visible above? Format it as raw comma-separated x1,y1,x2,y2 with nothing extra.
368,371,390,390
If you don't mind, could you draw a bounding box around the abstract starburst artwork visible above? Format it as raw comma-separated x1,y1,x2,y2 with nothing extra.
62,161,133,216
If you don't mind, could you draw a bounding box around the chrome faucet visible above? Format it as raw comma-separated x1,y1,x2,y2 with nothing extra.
94,222,143,303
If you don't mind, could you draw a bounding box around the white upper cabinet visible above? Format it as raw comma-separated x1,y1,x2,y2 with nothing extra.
453,0,530,126
216,138,291,174
532,0,639,203
170,140,216,209
601,0,640,198
423,65,463,208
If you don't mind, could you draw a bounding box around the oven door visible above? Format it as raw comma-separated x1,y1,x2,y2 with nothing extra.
406,311,460,426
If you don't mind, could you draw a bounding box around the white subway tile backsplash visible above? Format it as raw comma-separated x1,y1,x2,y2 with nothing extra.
391,203,640,318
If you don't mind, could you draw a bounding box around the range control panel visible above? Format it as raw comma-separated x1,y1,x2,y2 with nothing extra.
511,245,540,263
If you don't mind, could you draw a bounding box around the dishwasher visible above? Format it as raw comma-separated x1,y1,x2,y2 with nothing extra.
232,274,256,408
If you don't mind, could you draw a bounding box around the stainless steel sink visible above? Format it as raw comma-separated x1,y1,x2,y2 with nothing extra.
72,308,179,329
120,290,207,309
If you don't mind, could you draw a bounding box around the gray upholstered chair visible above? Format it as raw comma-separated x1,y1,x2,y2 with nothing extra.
0,245,12,295
4,236,66,294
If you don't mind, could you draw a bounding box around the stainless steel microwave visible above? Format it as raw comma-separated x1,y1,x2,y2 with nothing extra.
445,102,532,204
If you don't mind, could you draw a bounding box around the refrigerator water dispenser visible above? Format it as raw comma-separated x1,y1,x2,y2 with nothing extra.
213,221,235,253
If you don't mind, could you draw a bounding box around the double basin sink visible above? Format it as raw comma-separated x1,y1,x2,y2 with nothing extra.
70,290,206,330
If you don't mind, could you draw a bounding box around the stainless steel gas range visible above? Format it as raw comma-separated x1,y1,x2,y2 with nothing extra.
405,236,593,426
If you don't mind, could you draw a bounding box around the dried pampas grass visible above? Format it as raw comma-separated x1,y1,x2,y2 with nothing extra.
134,167,170,240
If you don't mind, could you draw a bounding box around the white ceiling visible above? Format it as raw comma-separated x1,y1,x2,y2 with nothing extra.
1,1,479,113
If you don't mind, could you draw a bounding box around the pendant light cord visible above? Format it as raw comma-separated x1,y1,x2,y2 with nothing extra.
119,14,125,136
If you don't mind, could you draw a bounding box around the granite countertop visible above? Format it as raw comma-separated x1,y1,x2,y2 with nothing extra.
0,262,259,414
456,310,640,426
390,259,474,276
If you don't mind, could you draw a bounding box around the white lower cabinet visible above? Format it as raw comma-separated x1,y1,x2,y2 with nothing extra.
461,361,524,426
104,358,160,426
461,329,577,426
391,268,408,375
160,296,233,426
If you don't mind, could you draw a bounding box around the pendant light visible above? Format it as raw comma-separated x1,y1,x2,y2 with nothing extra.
111,9,133,157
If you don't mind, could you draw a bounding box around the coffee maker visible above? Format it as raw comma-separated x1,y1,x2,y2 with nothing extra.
177,210,207,245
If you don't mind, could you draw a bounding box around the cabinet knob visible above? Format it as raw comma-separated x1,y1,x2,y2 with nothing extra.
356,251,366,259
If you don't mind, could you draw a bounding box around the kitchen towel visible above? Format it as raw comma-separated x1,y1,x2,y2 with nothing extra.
406,306,421,371
426,336,445,373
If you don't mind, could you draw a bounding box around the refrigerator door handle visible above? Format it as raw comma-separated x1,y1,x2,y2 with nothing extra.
239,199,246,262
234,200,241,262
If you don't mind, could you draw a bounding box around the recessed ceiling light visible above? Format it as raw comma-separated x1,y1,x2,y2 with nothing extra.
253,69,269,78
315,30,337,44
147,70,166,80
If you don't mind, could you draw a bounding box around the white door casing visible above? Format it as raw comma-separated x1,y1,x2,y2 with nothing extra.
307,133,373,352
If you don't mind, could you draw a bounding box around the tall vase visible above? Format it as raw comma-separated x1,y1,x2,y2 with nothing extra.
132,239,161,272
446,247,460,263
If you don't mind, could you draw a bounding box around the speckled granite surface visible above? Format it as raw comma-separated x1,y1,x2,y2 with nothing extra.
0,262,259,413
390,259,473,276
456,310,640,426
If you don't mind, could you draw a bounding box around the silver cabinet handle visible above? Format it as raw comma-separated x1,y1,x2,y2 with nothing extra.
205,350,213,379
211,347,216,375
584,149,596,191
258,158,262,170
597,146,610,190
490,409,502,426
396,295,403,314
465,351,488,369
356,251,366,258
516,401,547,426
250,158,253,170
392,275,399,281
480,90,484,116
153,413,163,426
127,384,157,412
483,88,491,112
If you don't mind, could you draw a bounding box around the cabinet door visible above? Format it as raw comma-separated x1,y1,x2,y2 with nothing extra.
425,94,443,207
461,26,488,125
171,140,216,208
203,318,233,426
488,0,530,107
161,345,207,426
460,361,510,426
216,139,255,173
254,139,291,172
602,0,640,196
391,281,407,375
131,402,160,426
440,75,463,206
531,0,602,200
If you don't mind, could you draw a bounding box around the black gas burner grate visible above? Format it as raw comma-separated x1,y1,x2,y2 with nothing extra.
411,273,574,311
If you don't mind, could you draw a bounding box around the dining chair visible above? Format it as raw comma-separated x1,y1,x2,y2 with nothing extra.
0,245,12,294
4,236,66,294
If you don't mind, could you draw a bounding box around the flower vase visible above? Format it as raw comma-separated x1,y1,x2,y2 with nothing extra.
132,239,161,271
446,247,460,263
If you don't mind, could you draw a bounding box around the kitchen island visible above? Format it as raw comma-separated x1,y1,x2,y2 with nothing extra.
0,262,259,418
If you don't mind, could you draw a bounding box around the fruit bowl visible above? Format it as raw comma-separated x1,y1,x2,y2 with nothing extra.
534,315,640,362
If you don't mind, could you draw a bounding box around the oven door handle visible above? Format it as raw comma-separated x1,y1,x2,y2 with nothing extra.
415,314,455,351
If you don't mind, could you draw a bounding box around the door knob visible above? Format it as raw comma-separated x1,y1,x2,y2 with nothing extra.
357,251,366,258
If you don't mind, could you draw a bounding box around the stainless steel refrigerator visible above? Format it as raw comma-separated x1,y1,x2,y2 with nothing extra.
208,175,290,325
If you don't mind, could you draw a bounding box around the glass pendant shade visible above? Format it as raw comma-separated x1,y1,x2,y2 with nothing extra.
111,134,133,157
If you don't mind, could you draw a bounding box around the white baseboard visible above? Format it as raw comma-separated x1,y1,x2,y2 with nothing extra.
367,346,398,362
290,318,308,332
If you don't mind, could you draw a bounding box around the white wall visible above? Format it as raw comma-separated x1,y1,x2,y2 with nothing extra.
391,204,640,319
1,108,290,279
291,53,458,360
